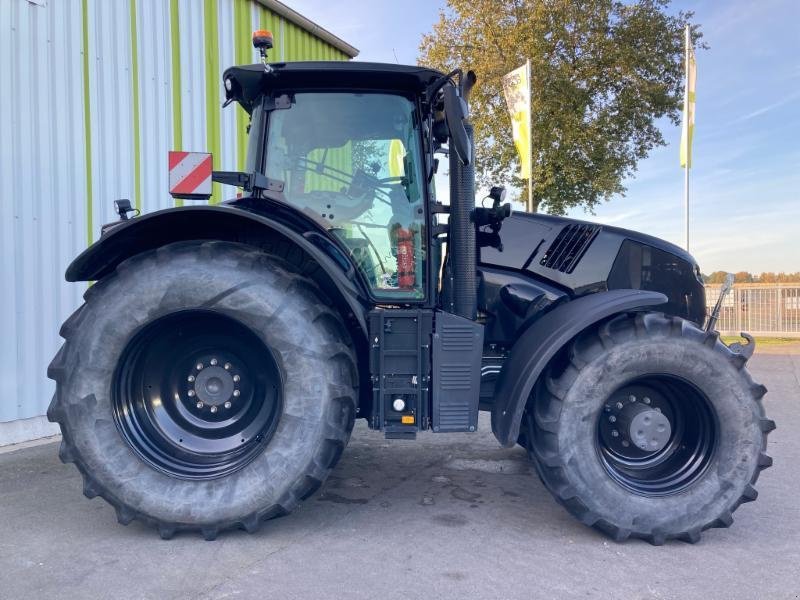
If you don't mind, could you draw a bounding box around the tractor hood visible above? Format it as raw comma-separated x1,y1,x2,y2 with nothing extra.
480,212,706,325
223,62,445,113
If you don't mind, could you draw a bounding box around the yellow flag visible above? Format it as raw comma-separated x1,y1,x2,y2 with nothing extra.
680,41,697,168
502,63,531,179
388,139,406,178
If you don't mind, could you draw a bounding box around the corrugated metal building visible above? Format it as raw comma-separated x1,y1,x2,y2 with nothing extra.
0,0,357,446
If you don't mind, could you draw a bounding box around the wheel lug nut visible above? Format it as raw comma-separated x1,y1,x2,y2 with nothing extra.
224,401,232,409
210,358,218,366
196,401,204,409
611,430,619,437
233,390,240,397
233,375,240,383
210,406,218,413
196,363,203,371
643,397,651,404
609,415,617,423
188,375,195,382
188,390,196,397
615,402,623,410
224,363,232,370
629,395,636,402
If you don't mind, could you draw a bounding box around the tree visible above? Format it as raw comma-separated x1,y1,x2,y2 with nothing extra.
756,272,800,283
419,0,702,213
704,271,729,284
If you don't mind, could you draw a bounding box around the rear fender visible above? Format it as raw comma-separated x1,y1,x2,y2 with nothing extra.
67,205,369,335
490,289,667,447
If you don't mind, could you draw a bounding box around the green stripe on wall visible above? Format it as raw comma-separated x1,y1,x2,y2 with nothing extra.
169,0,183,207
204,0,221,204
233,0,249,172
129,0,142,212
271,13,284,60
82,0,93,245
259,7,276,59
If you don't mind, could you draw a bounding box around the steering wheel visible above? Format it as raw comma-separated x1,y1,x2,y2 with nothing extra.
301,189,376,223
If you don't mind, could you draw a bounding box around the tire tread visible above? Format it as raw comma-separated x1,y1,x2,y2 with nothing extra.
48,242,358,539
524,312,773,545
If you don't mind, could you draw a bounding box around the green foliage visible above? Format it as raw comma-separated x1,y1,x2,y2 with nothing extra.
703,271,729,284
755,272,800,283
419,0,702,213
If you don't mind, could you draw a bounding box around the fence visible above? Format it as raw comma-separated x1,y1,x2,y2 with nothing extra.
705,284,800,338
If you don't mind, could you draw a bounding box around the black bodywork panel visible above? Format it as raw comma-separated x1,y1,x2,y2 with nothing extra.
368,309,484,437
478,265,568,346
608,239,706,328
479,212,705,326
369,309,433,439
431,311,484,433
490,289,668,447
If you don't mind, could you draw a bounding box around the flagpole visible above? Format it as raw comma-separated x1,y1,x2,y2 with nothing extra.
526,58,533,212
683,24,690,252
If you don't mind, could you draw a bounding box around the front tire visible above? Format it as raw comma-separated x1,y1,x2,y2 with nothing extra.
524,312,774,544
47,241,357,539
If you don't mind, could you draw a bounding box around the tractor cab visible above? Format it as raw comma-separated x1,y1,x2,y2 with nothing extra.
221,61,457,304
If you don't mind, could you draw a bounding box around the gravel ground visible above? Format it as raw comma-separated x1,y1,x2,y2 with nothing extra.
1,344,798,600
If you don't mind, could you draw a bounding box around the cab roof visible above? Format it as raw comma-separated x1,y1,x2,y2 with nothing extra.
223,61,446,113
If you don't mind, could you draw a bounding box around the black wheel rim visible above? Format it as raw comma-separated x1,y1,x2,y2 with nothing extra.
596,375,718,496
113,310,282,480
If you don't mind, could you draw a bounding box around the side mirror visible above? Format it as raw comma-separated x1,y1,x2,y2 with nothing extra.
442,85,471,166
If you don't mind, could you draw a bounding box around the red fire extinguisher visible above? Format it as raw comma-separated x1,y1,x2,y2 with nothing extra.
395,227,415,289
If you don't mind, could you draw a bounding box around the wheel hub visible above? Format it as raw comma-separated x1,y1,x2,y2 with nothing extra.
625,406,671,452
192,364,237,408
601,389,673,455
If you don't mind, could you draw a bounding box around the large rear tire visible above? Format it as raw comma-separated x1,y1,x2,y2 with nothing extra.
47,241,357,539
524,312,774,545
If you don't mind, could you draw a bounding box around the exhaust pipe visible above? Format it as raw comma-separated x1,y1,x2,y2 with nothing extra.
449,71,477,320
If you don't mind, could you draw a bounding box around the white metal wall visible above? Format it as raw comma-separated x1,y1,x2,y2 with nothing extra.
0,0,87,432
0,0,352,444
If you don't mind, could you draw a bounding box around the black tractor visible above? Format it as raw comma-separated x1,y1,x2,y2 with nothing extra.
48,36,773,544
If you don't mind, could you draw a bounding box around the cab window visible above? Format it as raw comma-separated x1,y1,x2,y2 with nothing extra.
264,93,426,299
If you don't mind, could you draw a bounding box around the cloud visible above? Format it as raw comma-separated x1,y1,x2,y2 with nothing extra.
730,91,800,123
583,210,645,225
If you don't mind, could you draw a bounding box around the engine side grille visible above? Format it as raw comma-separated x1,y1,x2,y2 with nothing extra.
539,224,601,273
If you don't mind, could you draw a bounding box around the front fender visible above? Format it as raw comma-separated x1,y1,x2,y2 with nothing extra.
490,289,667,447
66,204,370,334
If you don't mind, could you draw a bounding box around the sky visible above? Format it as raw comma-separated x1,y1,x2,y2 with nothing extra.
291,0,800,274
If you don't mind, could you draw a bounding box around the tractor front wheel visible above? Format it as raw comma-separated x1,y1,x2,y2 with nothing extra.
524,312,774,544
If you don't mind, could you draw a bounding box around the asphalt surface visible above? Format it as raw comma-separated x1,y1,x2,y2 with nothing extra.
1,344,798,600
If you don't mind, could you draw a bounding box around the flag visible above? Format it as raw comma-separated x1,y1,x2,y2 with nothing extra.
388,139,406,178
680,38,697,168
502,63,531,179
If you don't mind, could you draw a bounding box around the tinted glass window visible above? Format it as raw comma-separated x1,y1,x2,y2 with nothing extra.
264,93,426,299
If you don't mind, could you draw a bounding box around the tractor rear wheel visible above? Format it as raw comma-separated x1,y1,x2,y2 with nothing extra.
47,241,357,539
523,312,773,545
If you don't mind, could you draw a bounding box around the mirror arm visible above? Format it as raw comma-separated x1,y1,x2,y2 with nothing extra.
425,68,462,104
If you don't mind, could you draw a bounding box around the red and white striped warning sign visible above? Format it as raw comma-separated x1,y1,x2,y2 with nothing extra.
168,151,213,198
